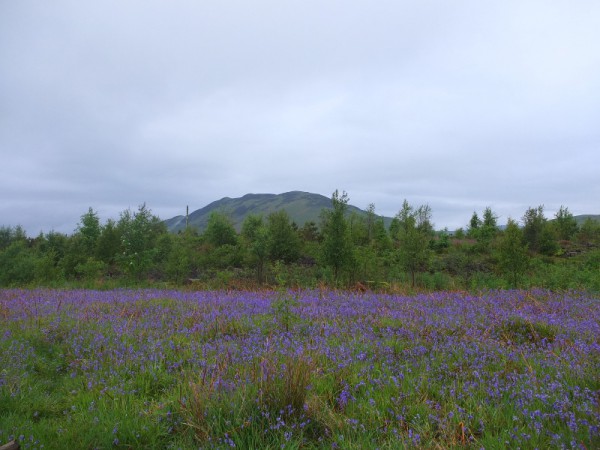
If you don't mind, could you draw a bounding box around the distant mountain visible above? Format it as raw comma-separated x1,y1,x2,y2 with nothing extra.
164,191,393,233
573,214,600,226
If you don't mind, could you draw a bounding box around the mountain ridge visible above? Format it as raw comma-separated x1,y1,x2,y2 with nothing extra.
164,191,392,233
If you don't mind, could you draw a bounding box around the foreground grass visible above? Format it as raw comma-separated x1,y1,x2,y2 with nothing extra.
0,289,598,449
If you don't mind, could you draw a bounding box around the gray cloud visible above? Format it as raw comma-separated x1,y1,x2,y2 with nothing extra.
1,0,599,234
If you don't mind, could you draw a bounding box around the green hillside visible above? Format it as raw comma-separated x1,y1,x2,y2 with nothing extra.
164,191,392,233
573,214,600,226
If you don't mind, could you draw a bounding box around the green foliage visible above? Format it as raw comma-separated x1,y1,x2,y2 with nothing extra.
477,207,499,250
372,217,392,252
0,225,27,251
552,206,578,241
0,240,36,286
497,218,529,288
393,200,432,287
117,204,167,279
298,220,320,242
1,196,598,292
522,205,557,255
577,217,600,246
34,250,64,284
240,215,269,283
203,243,242,271
203,212,237,247
321,190,354,284
467,211,481,238
96,218,120,266
76,207,101,255
267,210,300,264
74,257,106,281
431,229,450,253
538,225,560,256
466,207,500,252
165,230,198,284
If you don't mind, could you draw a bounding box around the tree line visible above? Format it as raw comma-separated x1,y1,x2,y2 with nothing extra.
1,191,599,291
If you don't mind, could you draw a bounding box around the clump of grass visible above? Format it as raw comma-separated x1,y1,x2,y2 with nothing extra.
499,316,559,345
183,351,319,447
183,355,315,432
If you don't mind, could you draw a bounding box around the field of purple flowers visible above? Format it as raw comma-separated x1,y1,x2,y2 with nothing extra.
1,288,599,449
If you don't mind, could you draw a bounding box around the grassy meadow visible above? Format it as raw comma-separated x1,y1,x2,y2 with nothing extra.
0,288,598,449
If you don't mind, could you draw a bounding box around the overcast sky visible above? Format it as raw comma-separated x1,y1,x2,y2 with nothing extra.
1,1,599,235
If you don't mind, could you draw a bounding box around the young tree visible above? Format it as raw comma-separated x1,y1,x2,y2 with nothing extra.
552,206,578,241
267,210,300,264
415,204,434,237
76,207,102,256
33,231,68,283
165,229,199,284
522,205,546,253
467,212,481,238
241,215,269,283
117,203,166,279
60,208,105,280
365,203,377,242
0,225,27,251
372,218,391,252
299,221,320,242
321,190,354,283
476,207,499,251
203,212,237,247
96,219,121,267
394,200,432,287
482,207,498,229
522,205,560,255
348,212,369,247
497,218,529,288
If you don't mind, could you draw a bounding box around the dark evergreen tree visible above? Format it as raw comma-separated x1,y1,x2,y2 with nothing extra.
267,210,300,264
476,207,499,251
77,207,102,256
467,212,481,238
522,205,558,255
321,190,354,283
241,215,269,283
299,221,320,242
